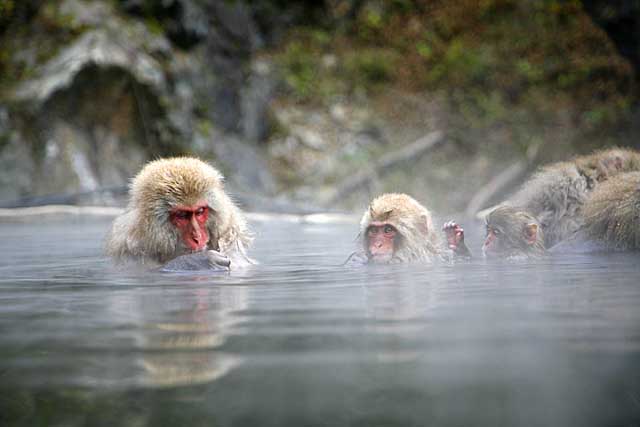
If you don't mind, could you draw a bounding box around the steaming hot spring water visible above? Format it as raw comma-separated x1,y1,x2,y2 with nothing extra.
0,214,639,426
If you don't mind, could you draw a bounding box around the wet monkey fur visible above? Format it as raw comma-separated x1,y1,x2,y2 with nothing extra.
580,171,640,251
507,148,640,247
106,157,253,271
346,193,469,265
481,206,545,258
450,149,640,258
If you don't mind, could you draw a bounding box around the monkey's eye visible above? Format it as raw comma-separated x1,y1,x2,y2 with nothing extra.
195,206,208,217
174,211,190,220
367,226,379,235
383,225,395,234
486,226,499,237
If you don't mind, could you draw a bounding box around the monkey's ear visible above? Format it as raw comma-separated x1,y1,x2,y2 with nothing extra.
524,223,538,245
418,214,431,234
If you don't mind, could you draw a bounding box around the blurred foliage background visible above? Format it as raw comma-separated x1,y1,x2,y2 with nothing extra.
0,0,638,214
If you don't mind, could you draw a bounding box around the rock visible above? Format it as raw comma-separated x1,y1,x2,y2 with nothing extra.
201,130,277,196
59,0,113,28
0,0,400,213
241,59,276,143
120,0,209,49
197,1,261,134
11,29,166,107
1,1,185,205
0,108,35,201
291,126,326,151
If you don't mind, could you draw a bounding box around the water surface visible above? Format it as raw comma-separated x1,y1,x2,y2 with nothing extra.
1,218,639,426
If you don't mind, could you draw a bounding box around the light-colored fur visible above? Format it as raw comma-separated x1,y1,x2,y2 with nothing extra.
358,193,442,262
507,148,640,247
582,171,640,250
106,157,252,266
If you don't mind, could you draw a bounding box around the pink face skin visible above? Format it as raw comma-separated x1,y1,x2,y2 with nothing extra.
482,226,500,257
169,201,210,252
367,221,398,263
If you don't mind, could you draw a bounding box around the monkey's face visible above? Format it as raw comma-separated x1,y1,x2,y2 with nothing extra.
366,222,398,263
483,219,539,258
169,201,210,252
482,223,507,257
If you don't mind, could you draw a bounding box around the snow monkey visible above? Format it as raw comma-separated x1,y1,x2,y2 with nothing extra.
579,171,640,251
345,193,469,265
444,207,545,259
506,147,640,248
106,157,253,271
446,149,640,258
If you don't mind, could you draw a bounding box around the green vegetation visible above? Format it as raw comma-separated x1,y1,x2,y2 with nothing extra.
0,0,14,20
273,0,636,157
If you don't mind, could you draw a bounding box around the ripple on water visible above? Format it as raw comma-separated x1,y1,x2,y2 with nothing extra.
0,219,639,426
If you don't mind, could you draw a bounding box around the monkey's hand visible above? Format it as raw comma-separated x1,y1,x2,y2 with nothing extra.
160,250,231,272
343,251,369,267
442,221,471,257
205,250,232,269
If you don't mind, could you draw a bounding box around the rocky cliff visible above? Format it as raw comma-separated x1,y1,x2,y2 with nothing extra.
0,0,637,214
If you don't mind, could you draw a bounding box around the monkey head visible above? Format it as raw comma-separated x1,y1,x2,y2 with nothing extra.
359,193,439,263
129,157,228,261
483,206,545,258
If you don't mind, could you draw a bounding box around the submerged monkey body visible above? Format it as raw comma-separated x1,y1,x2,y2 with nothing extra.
106,157,253,270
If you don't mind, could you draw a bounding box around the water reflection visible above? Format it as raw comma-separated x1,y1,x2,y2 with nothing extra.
0,219,639,426
113,284,247,388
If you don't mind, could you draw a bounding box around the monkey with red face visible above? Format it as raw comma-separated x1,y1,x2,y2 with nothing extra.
346,193,469,265
106,157,253,271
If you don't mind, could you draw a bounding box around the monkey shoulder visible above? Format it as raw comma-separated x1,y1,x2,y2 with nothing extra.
105,210,140,259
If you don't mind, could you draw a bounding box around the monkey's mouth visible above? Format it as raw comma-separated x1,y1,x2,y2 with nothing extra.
369,253,394,264
183,236,210,252
182,242,209,254
482,245,502,258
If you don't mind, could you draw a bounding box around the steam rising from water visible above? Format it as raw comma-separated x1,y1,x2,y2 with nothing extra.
0,218,639,426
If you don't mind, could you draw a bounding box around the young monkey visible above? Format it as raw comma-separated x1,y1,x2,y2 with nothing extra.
346,193,469,265
447,172,640,258
447,148,640,258
444,206,545,259
505,147,640,247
